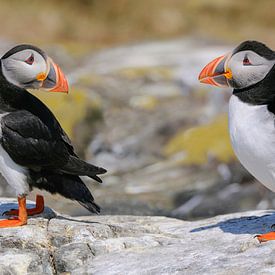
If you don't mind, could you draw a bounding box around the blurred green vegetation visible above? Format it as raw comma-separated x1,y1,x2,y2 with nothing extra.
1,0,275,52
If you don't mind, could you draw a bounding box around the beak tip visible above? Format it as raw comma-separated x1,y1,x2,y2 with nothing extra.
198,67,207,83
43,58,69,93
198,54,230,88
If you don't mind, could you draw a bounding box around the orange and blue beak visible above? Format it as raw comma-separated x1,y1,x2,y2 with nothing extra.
42,58,69,93
198,53,232,87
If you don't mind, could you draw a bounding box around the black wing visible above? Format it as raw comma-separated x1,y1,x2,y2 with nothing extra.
1,110,70,168
1,110,106,182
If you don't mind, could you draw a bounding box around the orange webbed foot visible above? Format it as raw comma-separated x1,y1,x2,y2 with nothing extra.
256,231,275,243
3,195,44,217
0,196,27,228
0,218,27,227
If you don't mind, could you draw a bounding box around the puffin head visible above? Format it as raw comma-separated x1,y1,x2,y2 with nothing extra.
199,41,275,90
0,44,68,93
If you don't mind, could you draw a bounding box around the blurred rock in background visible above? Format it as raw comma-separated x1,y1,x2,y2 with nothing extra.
0,0,274,219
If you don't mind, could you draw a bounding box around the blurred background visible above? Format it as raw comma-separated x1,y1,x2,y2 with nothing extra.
0,0,275,219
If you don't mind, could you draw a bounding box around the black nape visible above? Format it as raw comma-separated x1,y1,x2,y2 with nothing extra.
233,64,275,106
1,44,46,60
233,40,275,60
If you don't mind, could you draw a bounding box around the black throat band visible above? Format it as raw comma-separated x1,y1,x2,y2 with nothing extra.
233,64,275,107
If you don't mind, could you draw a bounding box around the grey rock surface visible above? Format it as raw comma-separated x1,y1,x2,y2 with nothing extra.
0,198,275,274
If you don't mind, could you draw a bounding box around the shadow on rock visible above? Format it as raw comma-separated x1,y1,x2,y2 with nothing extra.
55,215,104,225
190,211,275,235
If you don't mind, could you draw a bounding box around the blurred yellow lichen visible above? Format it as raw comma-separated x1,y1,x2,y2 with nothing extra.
31,88,101,138
129,95,159,110
78,74,103,86
164,114,236,164
117,67,172,80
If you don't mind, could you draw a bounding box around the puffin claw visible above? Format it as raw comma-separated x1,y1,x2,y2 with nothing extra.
8,216,18,220
3,209,16,216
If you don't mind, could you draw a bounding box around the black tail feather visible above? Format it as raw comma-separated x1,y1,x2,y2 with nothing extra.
78,201,100,214
61,156,107,183
29,170,100,214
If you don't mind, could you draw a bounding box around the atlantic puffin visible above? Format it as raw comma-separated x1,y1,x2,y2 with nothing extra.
198,40,275,242
0,44,106,227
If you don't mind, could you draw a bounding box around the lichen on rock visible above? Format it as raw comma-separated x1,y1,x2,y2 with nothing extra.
164,114,236,165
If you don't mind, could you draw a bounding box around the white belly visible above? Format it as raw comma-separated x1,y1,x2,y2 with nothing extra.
229,95,275,191
0,113,29,196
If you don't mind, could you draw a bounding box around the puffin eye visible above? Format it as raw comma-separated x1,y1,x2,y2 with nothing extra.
25,54,34,65
243,56,251,66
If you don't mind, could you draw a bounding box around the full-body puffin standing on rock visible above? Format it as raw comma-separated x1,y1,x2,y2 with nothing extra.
0,44,106,227
199,40,275,242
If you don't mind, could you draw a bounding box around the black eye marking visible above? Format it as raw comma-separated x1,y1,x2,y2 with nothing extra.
25,53,34,65
243,55,251,66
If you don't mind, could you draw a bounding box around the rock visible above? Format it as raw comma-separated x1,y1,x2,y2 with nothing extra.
77,38,232,174
171,182,264,220
0,198,56,275
0,198,275,274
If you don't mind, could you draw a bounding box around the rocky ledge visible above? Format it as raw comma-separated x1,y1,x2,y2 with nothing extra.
0,198,274,274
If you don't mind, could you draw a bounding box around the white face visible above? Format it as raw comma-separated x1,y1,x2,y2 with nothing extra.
1,49,48,89
227,50,275,89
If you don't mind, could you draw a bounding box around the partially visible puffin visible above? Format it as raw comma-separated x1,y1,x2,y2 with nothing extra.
199,40,275,242
0,44,106,227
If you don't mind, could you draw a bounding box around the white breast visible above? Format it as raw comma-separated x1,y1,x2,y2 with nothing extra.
229,95,275,191
0,113,29,196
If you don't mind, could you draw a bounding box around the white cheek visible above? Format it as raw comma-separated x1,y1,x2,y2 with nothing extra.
1,60,21,86
3,60,34,84
2,58,47,86
32,61,47,77
231,64,274,88
228,51,275,89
